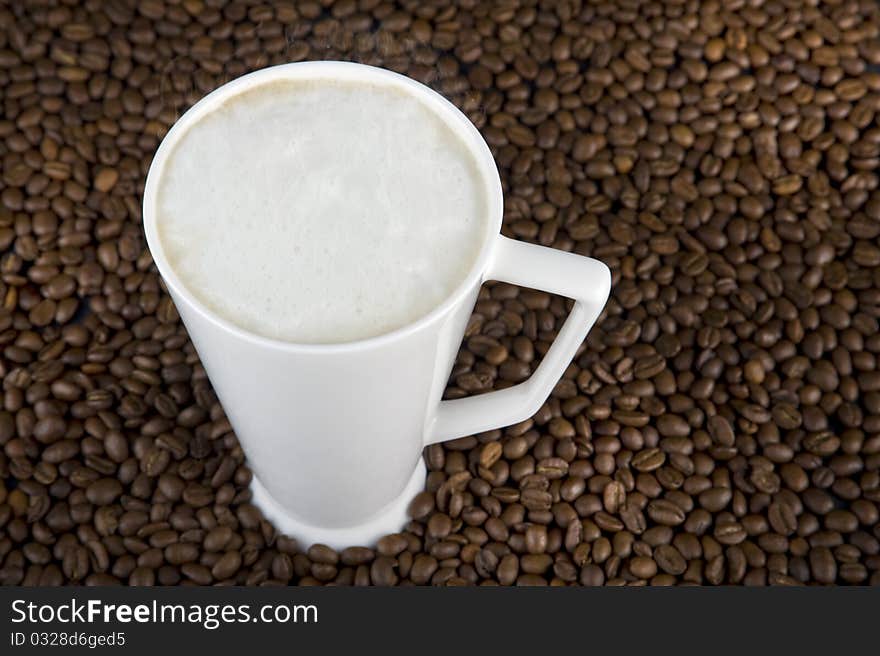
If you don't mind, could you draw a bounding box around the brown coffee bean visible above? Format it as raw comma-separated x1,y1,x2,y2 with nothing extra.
809,547,837,584
480,442,502,469
632,448,666,472
129,567,156,586
427,513,453,539
94,169,119,193
518,487,549,511
603,481,626,513
165,542,198,566
524,525,547,554
211,552,241,580
182,563,213,585
647,500,686,526
370,556,398,586
768,502,798,536
714,521,747,546
307,544,338,565
85,479,122,505
707,416,735,446
654,544,687,576
698,486,731,513
629,556,657,579
376,533,408,557
33,416,66,444
657,415,689,438
407,491,434,520
340,547,374,567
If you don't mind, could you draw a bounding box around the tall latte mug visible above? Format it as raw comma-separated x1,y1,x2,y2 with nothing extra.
144,62,611,548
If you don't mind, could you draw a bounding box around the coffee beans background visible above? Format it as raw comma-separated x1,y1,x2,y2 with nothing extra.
1,0,880,586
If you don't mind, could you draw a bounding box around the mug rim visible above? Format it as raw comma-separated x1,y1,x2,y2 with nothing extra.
143,61,504,353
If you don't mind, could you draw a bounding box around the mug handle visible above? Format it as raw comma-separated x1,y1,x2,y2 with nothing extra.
427,235,611,445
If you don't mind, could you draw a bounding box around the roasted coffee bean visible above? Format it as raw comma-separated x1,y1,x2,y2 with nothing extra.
410,555,439,585
305,544,338,566
654,545,687,576
211,552,242,581
632,448,666,472
165,543,199,566
603,481,626,514
647,500,686,527
407,492,434,520
85,479,123,506
370,556,398,586
768,502,798,537
376,534,408,557
340,547,375,567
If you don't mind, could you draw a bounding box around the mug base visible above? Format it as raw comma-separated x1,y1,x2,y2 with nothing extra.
250,459,427,550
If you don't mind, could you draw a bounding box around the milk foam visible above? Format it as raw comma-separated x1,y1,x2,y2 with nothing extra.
157,78,489,344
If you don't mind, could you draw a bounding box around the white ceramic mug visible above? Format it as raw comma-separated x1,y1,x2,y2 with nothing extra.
143,61,611,549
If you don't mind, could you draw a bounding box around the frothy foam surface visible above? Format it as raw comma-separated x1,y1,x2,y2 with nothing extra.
156,78,489,344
